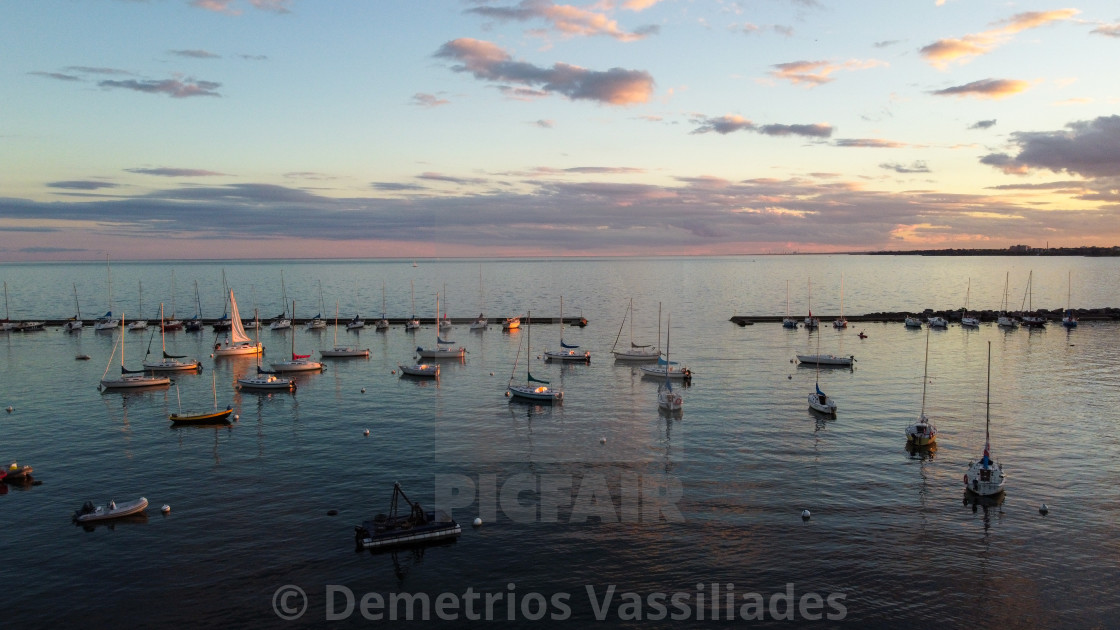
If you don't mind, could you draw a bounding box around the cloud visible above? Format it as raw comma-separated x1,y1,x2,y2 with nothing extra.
99,77,222,98
769,59,885,87
690,114,754,135
920,9,1079,68
66,66,132,76
465,0,657,41
250,0,291,12
411,92,451,107
29,71,82,82
880,161,931,173
126,168,226,177
47,180,119,190
434,38,653,105
970,119,997,130
930,79,1029,99
372,182,427,191
1091,22,1120,37
833,138,908,148
690,116,832,138
170,49,222,59
533,119,554,128
757,123,833,138
418,172,490,186
980,115,1120,179
190,0,290,13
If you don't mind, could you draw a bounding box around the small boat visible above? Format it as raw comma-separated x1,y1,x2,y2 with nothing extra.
0,282,14,332
804,278,819,329
127,280,148,331
4,462,33,483
639,359,692,383
99,318,172,391
469,266,487,331
354,482,461,550
405,279,421,331
321,300,370,358
73,497,149,523
185,279,205,332
964,341,1006,496
961,278,981,328
807,325,837,414
657,315,683,413
904,316,923,329
144,303,202,372
170,373,232,424
63,283,84,333
398,362,440,377
438,285,452,331
611,299,661,361
375,282,390,331
306,280,327,330
1062,271,1078,328
544,296,590,362
832,273,848,329
858,331,868,339
269,271,292,331
996,271,1019,329
164,270,183,330
507,312,562,402
346,314,365,330
239,312,297,391
270,301,324,372
213,289,264,357
94,256,120,331
211,271,232,332
1019,270,1047,328
927,316,948,329
782,280,798,329
796,353,855,367
502,316,520,331
416,293,466,359
905,328,938,448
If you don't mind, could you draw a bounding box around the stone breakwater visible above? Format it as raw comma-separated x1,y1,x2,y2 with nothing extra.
729,307,1120,325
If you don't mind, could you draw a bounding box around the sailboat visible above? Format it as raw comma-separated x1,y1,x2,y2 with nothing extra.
164,271,183,330
213,289,263,356
502,315,521,330
657,314,683,413
417,293,466,358
611,298,660,361
782,280,797,329
98,316,172,390
270,271,292,330
439,283,452,331
1062,271,1078,328
996,272,1019,329
960,277,981,328
321,300,370,358
470,266,487,331
346,312,365,330
94,256,119,331
405,279,421,331
507,311,562,402
170,371,233,425
0,282,13,332
63,283,83,332
832,273,848,329
237,310,296,391
144,303,202,371
804,278,819,329
1020,270,1046,328
905,328,938,447
270,301,323,372
185,279,204,332
807,327,836,415
964,341,1006,496
544,296,590,362
128,280,149,330
306,280,327,330
212,270,232,332
374,282,390,331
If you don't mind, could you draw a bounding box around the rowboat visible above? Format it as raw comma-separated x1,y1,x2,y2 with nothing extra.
73,497,149,523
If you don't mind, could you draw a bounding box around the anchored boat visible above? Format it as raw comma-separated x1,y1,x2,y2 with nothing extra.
354,482,461,550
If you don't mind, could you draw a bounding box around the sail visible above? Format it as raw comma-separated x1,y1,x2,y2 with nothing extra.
560,341,580,349
655,357,679,366
437,337,455,344
527,372,549,384
228,289,251,345
163,350,188,359
816,383,825,398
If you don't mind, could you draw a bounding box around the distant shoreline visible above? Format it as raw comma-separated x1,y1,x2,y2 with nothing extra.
861,246,1120,257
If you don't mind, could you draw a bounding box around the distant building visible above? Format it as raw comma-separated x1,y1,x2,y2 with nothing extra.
1009,244,1032,253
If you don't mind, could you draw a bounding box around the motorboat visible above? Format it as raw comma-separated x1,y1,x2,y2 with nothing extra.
354,483,461,550
73,497,149,523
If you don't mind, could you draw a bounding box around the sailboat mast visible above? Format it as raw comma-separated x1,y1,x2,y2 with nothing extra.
665,314,671,386
985,341,992,444
73,283,81,319
920,328,930,415
291,300,296,358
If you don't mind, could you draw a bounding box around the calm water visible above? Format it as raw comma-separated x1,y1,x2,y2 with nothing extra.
2,256,1119,628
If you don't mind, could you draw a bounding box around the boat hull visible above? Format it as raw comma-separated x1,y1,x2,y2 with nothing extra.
143,359,202,372
796,354,855,367
213,342,263,357
74,497,148,523
170,408,233,424
808,393,836,414
508,384,562,402
964,462,1005,496
320,348,370,358
100,375,171,390
544,350,590,362
355,512,461,550
237,376,295,390
270,360,323,372
399,364,439,377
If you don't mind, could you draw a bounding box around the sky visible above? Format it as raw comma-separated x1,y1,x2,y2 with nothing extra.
2,0,1119,261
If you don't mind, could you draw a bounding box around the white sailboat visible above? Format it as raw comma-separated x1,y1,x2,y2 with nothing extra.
904,315,923,329
306,280,327,330
507,311,562,402
470,266,487,331
807,327,836,415
964,341,1006,496
375,282,390,331
238,310,296,391
63,283,83,332
960,277,981,328
212,270,232,332
128,280,149,330
657,314,683,413
213,289,263,356
417,293,466,359
397,361,440,377
1062,271,1078,328
144,303,202,371
94,256,119,331
405,279,421,331
782,280,797,329
185,279,204,332
269,271,292,330
832,273,848,329
804,278,819,329
270,301,323,372
927,315,948,329
164,270,183,330
438,283,452,331
544,296,590,362
321,300,370,358
905,328,938,448
0,281,13,332
611,299,661,361
996,271,1019,329
98,316,172,390
1020,270,1046,328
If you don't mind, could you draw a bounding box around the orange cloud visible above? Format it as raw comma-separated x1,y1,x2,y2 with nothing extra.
770,59,885,87
920,9,1078,68
931,79,1030,99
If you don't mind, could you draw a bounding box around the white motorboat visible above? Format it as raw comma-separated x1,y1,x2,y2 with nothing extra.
964,342,1006,496
73,497,148,523
905,328,938,448
213,289,263,357
611,299,661,361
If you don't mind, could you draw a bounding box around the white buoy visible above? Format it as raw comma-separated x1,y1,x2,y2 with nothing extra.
161,504,171,514
472,517,482,527
363,429,370,436
801,509,811,520
361,388,366,393
489,372,494,376
5,406,11,413
600,437,607,444
1039,503,1049,515
233,414,239,421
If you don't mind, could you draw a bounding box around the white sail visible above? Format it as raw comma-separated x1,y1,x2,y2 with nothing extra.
229,289,251,345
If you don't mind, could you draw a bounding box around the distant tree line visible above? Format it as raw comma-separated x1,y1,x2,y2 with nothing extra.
865,246,1120,257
